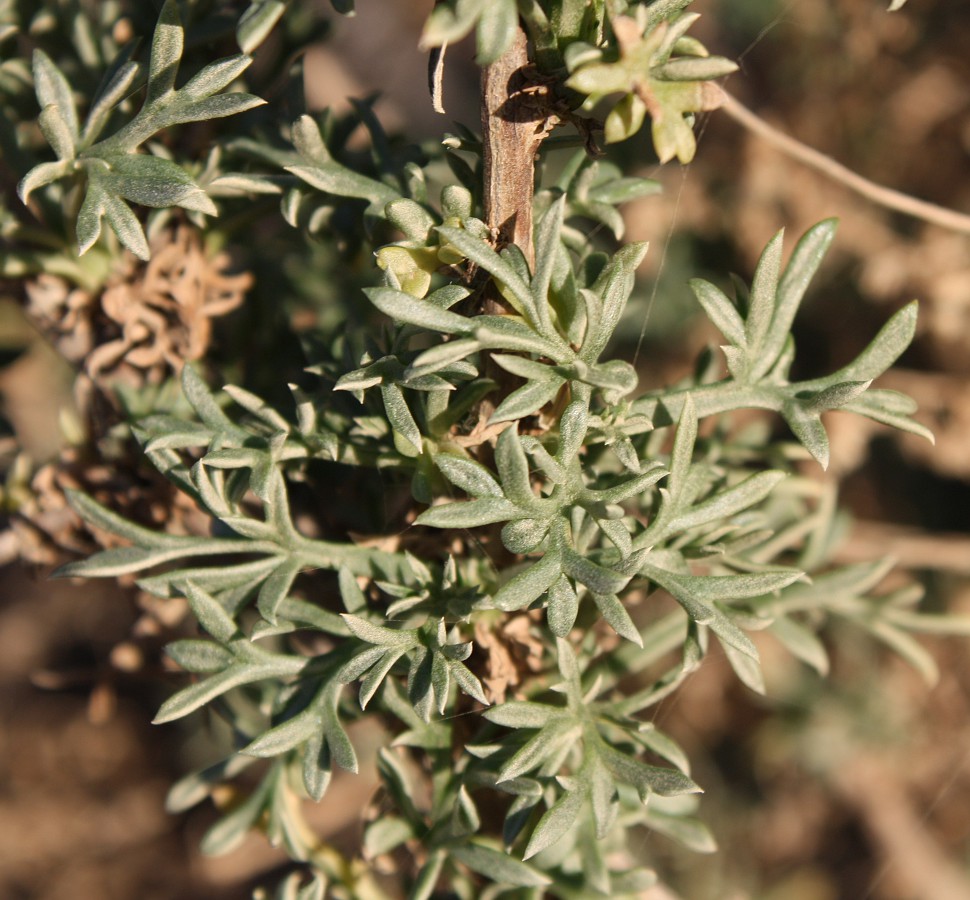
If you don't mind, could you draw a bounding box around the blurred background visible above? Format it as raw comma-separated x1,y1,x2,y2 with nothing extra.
1,0,970,897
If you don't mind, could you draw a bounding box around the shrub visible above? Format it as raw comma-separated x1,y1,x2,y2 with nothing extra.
3,0,962,896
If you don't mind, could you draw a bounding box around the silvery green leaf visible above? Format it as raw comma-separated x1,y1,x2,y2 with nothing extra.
38,104,75,160
450,660,489,705
809,301,918,386
494,550,563,611
416,497,521,529
547,576,579,637
435,453,503,498
476,0,519,64
533,195,567,306
587,176,662,205
17,159,75,203
381,382,422,452
100,153,216,214
237,1,287,53
595,743,699,802
589,756,618,839
591,592,642,646
667,394,697,496
690,278,745,347
770,615,829,675
643,566,761,660
888,0,908,10
166,639,233,673
338,645,387,683
642,808,717,853
744,229,784,370
364,816,413,858
183,580,238,642
365,286,473,334
495,425,535,505
342,614,415,647
594,464,667,504
436,225,539,324
498,718,582,781
411,851,446,900
484,701,560,729
722,640,766,694
91,179,151,258
841,391,934,443
408,646,435,721
583,359,639,397
557,401,588,464
322,700,359,772
501,517,551,553
56,544,204,578
489,379,564,424
856,618,938,686
800,380,871,414
166,754,255,813
475,316,571,361
668,470,787,533
561,547,631,596
147,0,183,103
783,401,830,468
582,241,648,362
168,92,266,125
303,729,332,801
654,56,738,81
277,598,349,635
524,786,586,859
287,161,398,209
32,50,79,142
756,219,837,379
182,54,253,101
153,654,304,723
244,706,319,757
84,59,141,145
450,841,551,888
256,557,302,624
199,781,268,856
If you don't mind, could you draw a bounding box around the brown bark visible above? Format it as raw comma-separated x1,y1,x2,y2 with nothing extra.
480,28,555,271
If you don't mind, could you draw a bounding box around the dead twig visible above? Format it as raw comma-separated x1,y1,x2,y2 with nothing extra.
720,92,970,236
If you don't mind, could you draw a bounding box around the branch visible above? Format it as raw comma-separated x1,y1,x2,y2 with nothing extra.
720,93,970,236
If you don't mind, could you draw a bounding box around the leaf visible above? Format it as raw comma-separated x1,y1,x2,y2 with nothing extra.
690,278,745,347
342,614,415,647
484,701,560,729
435,454,503,498
416,497,521,529
256,557,303,624
494,550,563,611
450,842,551,888
498,719,582,782
596,742,700,801
183,580,238,642
32,50,79,144
756,219,837,379
770,615,829,676
489,380,564,424
365,286,473,334
436,225,538,324
591,592,642,646
524,787,586,859
147,0,183,103
476,0,519,65
100,153,216,213
238,1,287,53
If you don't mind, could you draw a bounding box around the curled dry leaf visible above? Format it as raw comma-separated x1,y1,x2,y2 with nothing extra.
473,611,545,704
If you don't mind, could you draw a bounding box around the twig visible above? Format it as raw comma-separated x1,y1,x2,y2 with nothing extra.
720,92,970,236
836,520,970,576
